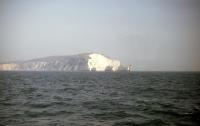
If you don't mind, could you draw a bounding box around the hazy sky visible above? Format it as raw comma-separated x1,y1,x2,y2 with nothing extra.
0,0,200,71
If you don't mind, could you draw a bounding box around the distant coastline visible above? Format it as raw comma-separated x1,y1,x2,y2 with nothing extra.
0,53,133,72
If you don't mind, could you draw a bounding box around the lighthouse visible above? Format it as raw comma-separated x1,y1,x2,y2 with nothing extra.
127,65,133,72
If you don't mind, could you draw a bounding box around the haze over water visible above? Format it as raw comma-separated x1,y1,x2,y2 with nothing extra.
0,0,200,126
0,0,200,71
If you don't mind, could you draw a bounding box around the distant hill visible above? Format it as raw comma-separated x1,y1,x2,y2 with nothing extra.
0,53,128,71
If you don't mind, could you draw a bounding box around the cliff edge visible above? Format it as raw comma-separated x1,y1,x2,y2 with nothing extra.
0,53,127,72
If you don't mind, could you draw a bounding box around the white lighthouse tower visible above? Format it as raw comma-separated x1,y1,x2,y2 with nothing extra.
127,65,133,72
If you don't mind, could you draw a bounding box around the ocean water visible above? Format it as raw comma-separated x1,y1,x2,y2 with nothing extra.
0,72,200,126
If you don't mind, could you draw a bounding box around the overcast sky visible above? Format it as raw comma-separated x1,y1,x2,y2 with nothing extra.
0,0,200,71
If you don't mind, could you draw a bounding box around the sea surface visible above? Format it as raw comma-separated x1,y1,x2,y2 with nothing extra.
0,71,200,126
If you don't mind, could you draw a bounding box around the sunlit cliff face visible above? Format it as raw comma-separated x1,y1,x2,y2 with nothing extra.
0,64,18,70
88,53,120,71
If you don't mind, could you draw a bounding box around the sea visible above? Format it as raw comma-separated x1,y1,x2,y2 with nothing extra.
0,71,200,126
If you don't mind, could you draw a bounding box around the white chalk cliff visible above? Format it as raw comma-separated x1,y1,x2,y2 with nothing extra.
0,53,126,72
88,53,120,71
